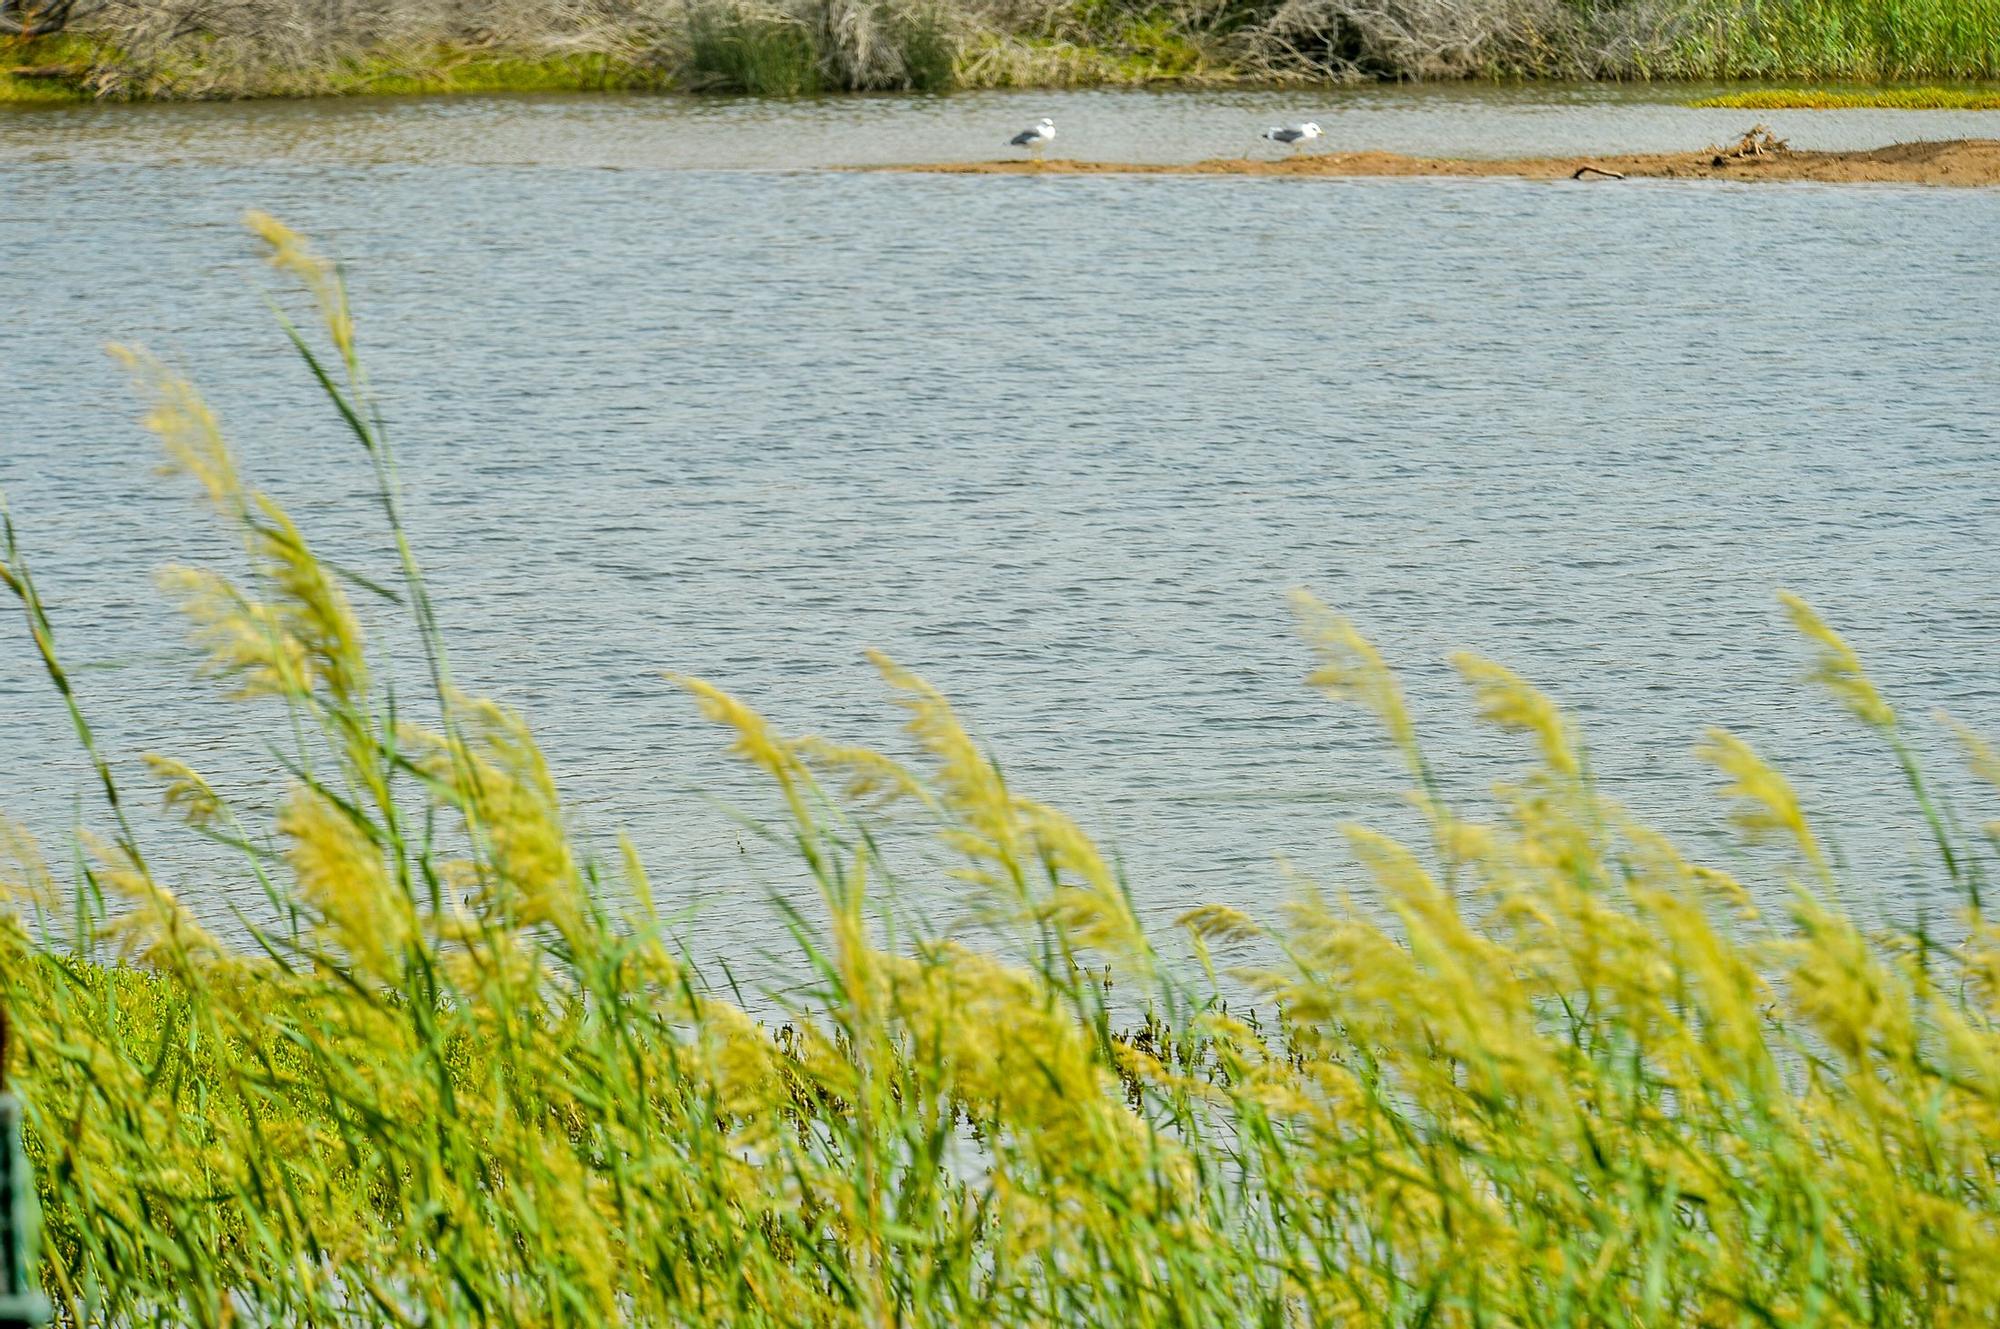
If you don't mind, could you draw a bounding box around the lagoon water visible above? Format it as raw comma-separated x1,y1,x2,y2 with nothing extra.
7,83,2000,167
2,88,1998,986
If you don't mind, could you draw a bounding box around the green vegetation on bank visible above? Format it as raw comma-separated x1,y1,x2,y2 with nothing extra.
1693,85,2000,108
0,32,94,101
4,0,2000,102
1671,0,2000,81
1,36,678,101
4,216,2000,1326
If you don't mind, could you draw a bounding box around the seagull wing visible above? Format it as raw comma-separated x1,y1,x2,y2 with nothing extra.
1010,130,1039,145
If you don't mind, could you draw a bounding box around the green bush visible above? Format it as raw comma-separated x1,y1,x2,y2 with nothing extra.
894,3,958,91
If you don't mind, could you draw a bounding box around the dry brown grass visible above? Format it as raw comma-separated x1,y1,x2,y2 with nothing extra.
12,0,2000,99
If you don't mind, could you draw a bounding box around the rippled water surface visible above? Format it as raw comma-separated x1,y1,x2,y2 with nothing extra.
2,92,1997,981
7,84,2000,167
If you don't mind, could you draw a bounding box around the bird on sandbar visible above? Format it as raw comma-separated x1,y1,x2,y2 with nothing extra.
1262,122,1323,151
1010,118,1056,159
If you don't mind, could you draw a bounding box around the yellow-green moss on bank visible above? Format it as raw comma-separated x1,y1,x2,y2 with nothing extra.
1693,86,2000,108
1,33,96,102
1,36,681,102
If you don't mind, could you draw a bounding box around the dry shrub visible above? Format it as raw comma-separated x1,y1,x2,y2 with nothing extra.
65,0,961,95
26,0,2000,91
72,0,678,96
1232,0,1680,80
812,0,961,91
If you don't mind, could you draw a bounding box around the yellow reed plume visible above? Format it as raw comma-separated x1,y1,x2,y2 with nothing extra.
1345,824,1527,1020
881,943,1195,1224
405,698,581,935
109,346,246,519
142,754,225,830
1039,826,1151,966
613,831,688,988
246,499,369,702
693,997,793,1130
1175,903,1261,944
866,651,1032,894
851,653,1147,963
119,347,367,704
1779,591,1894,730
1178,903,1260,984
1410,792,1499,865
1453,653,1579,778
243,210,356,369
1947,717,2000,842
1625,876,1775,1079
1962,919,2000,1011
1951,717,2000,792
434,907,546,1001
1289,590,1420,768
91,835,226,971
1697,728,1826,872
793,735,936,812
0,815,57,915
1615,815,1758,917
158,565,315,698
675,676,810,812
278,783,412,982
1785,892,1916,1066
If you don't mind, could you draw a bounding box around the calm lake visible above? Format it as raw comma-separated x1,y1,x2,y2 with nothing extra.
3,88,1998,984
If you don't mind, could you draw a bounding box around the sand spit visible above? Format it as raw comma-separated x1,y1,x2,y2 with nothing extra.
876,136,2000,187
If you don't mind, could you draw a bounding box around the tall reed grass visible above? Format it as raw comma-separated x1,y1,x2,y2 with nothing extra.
3,218,2000,1325
1664,0,2000,80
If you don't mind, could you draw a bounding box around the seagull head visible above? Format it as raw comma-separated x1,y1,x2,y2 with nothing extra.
1301,122,1323,138
1037,118,1055,131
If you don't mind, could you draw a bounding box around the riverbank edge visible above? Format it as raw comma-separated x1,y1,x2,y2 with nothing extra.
8,33,2000,107
0,42,683,104
870,138,2000,186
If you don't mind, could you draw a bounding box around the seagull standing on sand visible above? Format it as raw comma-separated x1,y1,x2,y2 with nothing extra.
1262,122,1323,151
1010,118,1056,159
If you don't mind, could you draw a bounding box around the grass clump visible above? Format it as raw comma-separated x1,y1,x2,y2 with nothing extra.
0,67,86,102
6,217,2000,1325
0,32,99,102
686,5,825,94
1691,84,2000,108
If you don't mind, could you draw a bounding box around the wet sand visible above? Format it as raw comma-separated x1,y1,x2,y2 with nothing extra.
878,138,2000,186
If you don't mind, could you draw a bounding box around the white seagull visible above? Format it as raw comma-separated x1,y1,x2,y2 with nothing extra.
1262,122,1323,151
1010,117,1056,158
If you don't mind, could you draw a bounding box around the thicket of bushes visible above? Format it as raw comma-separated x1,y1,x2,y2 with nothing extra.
2,217,1999,1326
4,0,1997,98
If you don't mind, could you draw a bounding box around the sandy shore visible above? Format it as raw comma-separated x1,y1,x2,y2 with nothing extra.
876,138,2000,187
